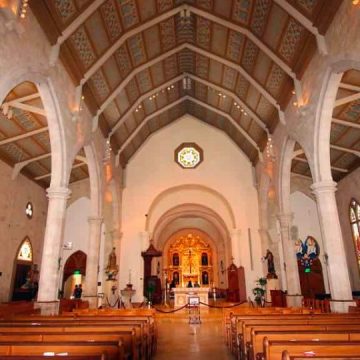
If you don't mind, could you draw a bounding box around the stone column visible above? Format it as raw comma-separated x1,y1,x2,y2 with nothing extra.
85,216,103,308
37,187,71,304
277,213,302,306
311,181,353,312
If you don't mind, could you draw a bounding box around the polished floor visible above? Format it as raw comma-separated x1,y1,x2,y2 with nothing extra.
154,309,233,360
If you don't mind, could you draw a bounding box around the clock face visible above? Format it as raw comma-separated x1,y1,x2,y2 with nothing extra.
175,143,203,169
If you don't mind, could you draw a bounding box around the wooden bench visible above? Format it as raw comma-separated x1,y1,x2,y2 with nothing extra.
235,315,360,359
282,351,360,360
0,341,123,360
263,339,360,360
0,325,139,360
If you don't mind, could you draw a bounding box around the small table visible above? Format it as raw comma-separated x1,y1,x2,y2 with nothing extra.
121,288,136,308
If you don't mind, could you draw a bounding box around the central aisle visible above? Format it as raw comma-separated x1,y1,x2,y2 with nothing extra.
154,309,233,360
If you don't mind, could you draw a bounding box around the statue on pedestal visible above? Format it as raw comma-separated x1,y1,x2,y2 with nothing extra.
263,249,277,279
105,247,118,280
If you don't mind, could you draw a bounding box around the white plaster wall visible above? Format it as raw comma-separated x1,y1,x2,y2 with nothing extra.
62,196,106,296
0,160,47,302
336,167,360,291
62,197,91,266
121,115,263,301
290,191,329,292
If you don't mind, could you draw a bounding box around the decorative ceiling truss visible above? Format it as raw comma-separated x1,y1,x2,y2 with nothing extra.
30,0,342,169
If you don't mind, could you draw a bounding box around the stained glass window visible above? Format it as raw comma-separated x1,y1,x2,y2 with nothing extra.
175,143,203,169
350,199,360,271
17,238,33,262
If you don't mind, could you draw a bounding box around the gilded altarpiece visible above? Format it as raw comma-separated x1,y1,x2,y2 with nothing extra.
167,233,213,287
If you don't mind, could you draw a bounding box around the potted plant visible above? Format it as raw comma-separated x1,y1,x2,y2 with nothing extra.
252,277,267,306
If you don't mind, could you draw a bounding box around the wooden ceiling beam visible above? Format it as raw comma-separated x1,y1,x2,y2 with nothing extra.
3,102,46,117
188,5,302,103
4,93,41,105
12,152,51,180
294,156,348,173
95,43,282,129
110,73,269,140
50,0,106,65
117,97,186,153
0,126,48,146
185,44,284,120
291,172,312,180
110,74,184,136
117,95,262,160
189,97,262,159
186,73,268,132
35,162,87,181
330,144,360,158
339,82,360,92
332,117,360,130
272,0,328,55
334,92,360,107
93,43,188,128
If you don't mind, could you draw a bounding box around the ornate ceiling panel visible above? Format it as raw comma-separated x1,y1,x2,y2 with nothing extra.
30,0,341,170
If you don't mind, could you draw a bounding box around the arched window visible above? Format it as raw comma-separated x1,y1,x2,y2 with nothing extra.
17,237,33,262
350,199,360,270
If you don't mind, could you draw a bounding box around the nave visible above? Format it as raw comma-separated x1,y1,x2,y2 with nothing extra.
155,309,232,360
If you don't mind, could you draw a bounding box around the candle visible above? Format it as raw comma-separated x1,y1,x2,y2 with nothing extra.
129,269,132,284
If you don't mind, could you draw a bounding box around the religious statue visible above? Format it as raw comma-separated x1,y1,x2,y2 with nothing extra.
105,247,118,280
263,249,277,279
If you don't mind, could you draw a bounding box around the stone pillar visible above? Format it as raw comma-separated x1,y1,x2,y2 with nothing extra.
85,216,103,308
278,213,302,306
140,231,151,251
311,181,353,312
37,187,71,303
231,229,241,266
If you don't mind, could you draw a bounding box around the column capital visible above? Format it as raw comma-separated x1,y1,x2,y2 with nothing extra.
311,180,337,195
46,186,71,200
88,216,103,225
277,212,293,227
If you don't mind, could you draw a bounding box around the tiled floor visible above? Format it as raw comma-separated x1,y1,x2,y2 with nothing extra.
154,312,233,359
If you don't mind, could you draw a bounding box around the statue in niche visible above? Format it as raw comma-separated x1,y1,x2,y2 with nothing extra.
173,253,179,266
105,247,119,280
201,252,208,266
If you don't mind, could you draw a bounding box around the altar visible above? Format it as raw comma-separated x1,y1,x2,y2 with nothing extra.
173,287,210,308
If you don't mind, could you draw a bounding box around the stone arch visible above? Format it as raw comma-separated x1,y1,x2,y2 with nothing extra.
0,70,68,188
145,184,236,232
151,203,232,288
277,136,315,214
314,59,360,182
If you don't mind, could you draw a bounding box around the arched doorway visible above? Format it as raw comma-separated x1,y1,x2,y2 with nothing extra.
62,250,87,299
12,237,38,301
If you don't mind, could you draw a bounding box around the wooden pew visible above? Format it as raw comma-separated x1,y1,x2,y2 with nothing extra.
0,333,135,360
263,339,360,360
282,350,360,360
248,326,360,360
0,325,139,360
0,356,105,359
0,341,123,360
235,314,360,357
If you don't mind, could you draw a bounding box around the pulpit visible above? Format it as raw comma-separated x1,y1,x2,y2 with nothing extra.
141,243,162,304
227,263,246,303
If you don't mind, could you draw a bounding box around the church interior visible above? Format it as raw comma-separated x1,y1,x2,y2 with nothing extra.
2,0,360,358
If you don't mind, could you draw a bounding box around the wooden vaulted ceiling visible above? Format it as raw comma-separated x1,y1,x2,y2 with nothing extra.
292,69,360,182
0,0,342,186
